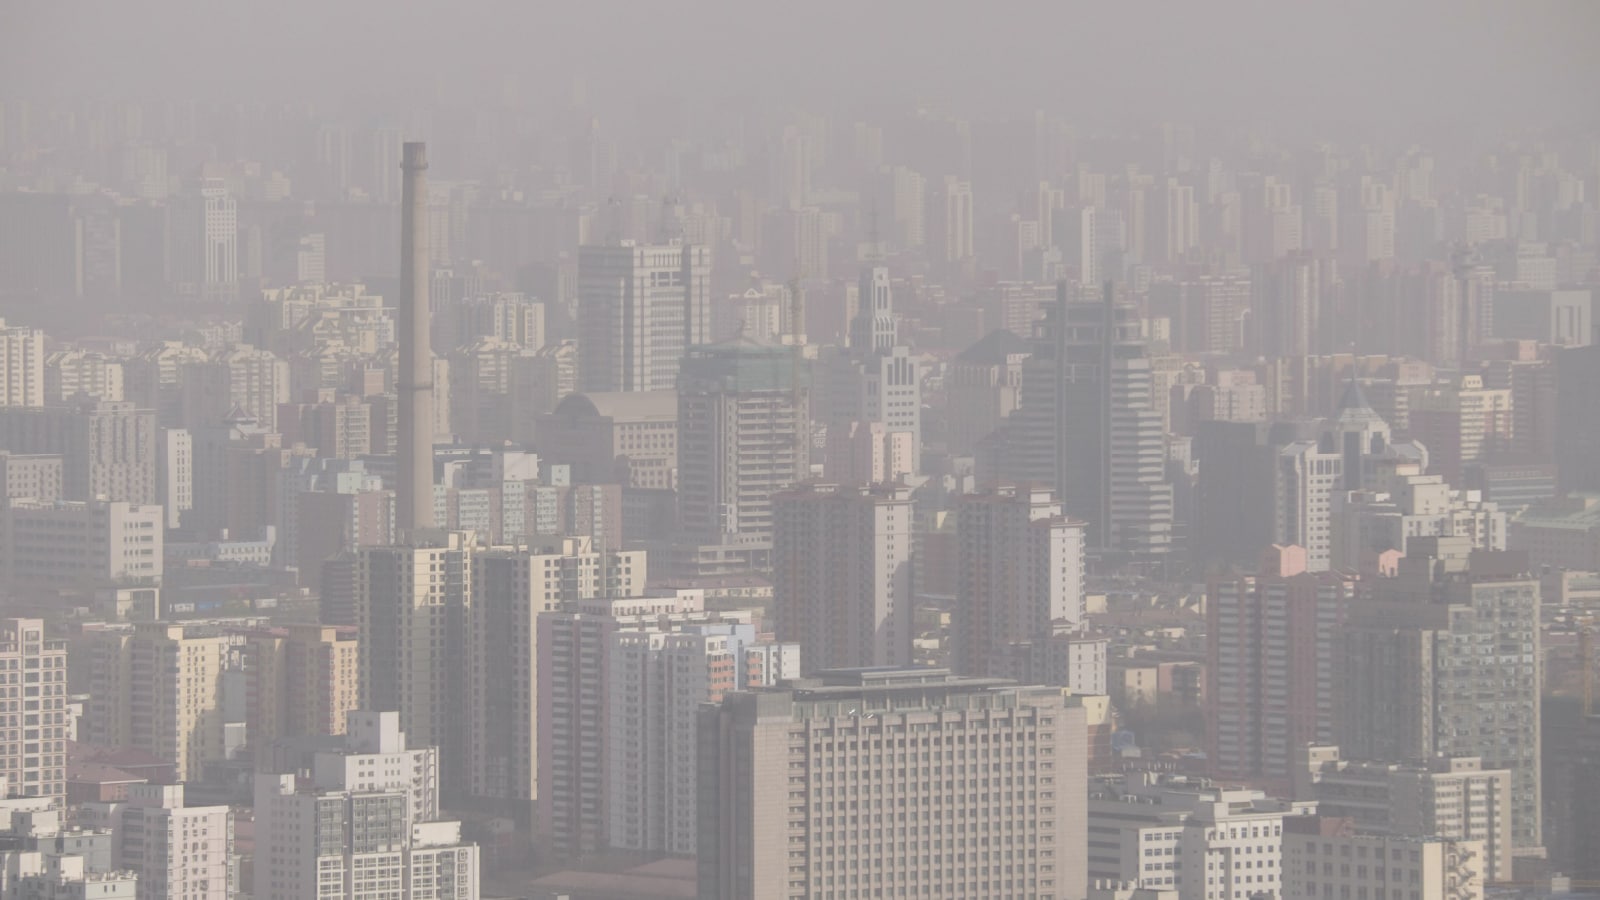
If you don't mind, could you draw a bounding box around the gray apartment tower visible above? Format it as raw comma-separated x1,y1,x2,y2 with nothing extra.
1339,541,1543,853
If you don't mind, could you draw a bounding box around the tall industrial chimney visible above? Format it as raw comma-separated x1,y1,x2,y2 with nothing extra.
398,142,434,533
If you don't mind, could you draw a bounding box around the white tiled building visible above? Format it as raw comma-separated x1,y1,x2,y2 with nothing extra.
254,711,478,900
80,784,233,900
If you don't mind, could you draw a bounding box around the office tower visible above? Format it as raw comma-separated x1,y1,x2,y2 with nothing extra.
945,329,1028,456
674,340,809,576
888,165,926,249
992,283,1173,556
535,591,755,858
698,669,1088,900
607,623,799,856
357,532,474,799
80,784,233,900
1206,546,1358,787
1241,173,1303,263
1152,177,1198,264
0,400,157,504
1556,345,1600,493
954,486,1086,677
86,623,230,782
1086,772,1315,895
1061,206,1103,288
1280,820,1484,900
253,711,478,900
577,240,711,393
0,620,67,804
815,266,922,470
0,321,44,408
241,624,359,748
537,390,677,489
936,175,975,265
470,539,646,826
0,500,162,595
169,179,238,303
1274,440,1346,571
774,482,914,672
774,125,811,210
398,142,436,534
1340,545,1543,851
0,451,63,503
1294,745,1514,882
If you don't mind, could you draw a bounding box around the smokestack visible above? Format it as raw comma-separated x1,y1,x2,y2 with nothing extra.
398,142,434,534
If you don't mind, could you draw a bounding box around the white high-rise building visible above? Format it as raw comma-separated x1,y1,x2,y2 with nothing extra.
0,620,67,804
157,427,192,530
1275,440,1344,571
773,482,915,672
577,241,711,393
606,622,798,856
816,265,922,471
469,538,646,825
536,591,772,859
0,319,44,408
888,165,926,249
939,176,975,264
80,784,233,900
357,532,476,800
253,711,479,900
169,179,237,303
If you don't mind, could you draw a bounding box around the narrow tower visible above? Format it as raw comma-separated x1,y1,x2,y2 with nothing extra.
398,142,435,533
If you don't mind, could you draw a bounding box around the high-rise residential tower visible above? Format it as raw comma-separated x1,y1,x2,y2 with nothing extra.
1207,545,1358,788
357,532,475,799
954,485,1086,678
673,338,809,577
773,482,915,672
1339,543,1543,853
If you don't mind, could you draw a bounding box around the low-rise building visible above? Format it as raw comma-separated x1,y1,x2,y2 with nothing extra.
1282,816,1485,900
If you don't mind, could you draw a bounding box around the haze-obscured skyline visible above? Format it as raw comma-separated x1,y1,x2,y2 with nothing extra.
5,0,1597,128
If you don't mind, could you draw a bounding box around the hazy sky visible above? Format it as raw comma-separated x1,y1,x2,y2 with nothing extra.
4,0,1596,127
